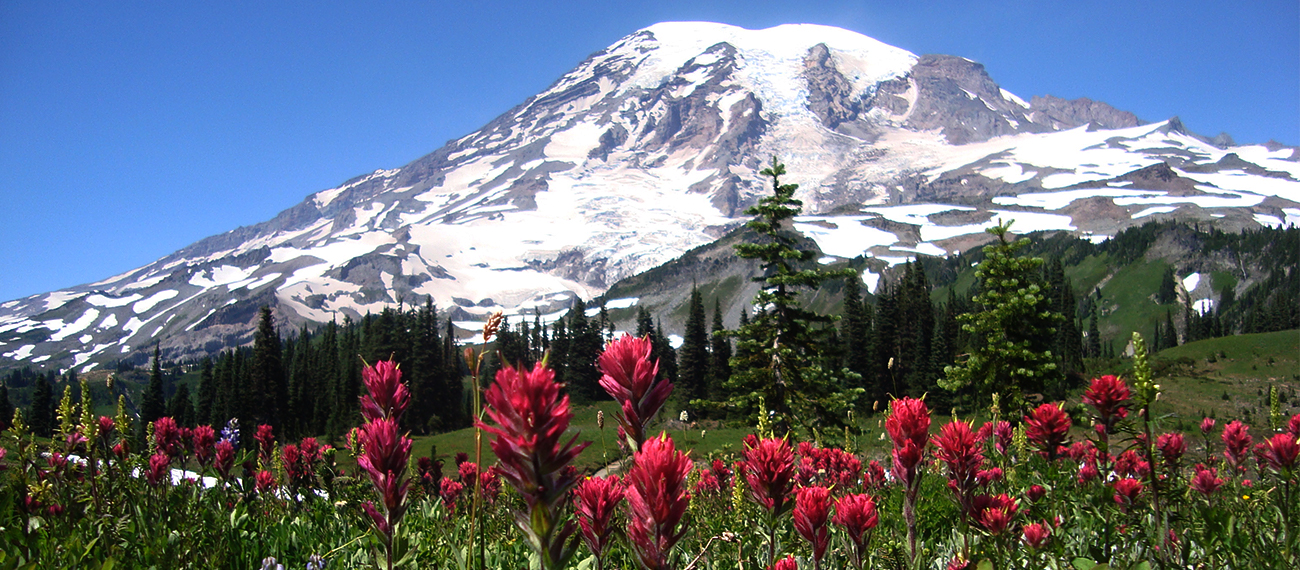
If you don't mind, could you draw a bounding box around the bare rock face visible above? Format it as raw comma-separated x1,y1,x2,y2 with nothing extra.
1027,95,1142,131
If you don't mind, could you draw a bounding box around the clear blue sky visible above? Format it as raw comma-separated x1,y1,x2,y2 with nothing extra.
2,1,1296,303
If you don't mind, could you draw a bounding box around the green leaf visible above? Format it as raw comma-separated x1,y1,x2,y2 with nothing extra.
1072,558,1098,570
1131,562,1151,570
976,559,994,570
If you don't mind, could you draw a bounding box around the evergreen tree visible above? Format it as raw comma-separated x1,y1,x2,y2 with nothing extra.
250,306,286,430
1087,306,1103,358
707,299,732,400
940,220,1064,416
140,344,166,429
721,157,861,434
565,300,604,403
196,357,215,427
1157,266,1178,304
841,274,871,387
0,382,12,430
678,285,710,409
1165,310,1179,348
409,297,445,433
652,318,679,384
29,374,54,438
635,306,654,338
167,384,196,427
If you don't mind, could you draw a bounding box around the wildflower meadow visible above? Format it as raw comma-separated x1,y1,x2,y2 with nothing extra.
1,328,1297,570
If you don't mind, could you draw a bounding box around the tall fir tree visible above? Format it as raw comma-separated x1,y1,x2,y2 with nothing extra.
167,384,196,427
250,306,286,430
196,357,215,427
841,274,871,387
140,344,166,429
940,221,1064,416
635,306,654,338
678,285,710,410
29,373,54,438
707,299,732,400
721,157,862,434
1087,306,1103,358
565,300,604,403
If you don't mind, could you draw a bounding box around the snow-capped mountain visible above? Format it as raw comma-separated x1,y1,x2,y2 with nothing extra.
3,22,1298,372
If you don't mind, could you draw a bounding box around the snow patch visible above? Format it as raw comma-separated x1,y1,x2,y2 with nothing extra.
1182,273,1201,293
861,270,880,294
1254,213,1285,228
604,297,639,310
4,345,35,360
1132,206,1178,219
49,308,100,342
133,290,179,313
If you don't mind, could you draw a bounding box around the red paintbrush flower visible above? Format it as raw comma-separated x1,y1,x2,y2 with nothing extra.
1022,521,1051,548
933,420,984,514
768,556,797,570
146,452,170,487
597,335,671,452
796,443,863,491
971,493,1017,535
864,459,888,490
1288,413,1300,438
740,436,797,518
1221,421,1252,473
1113,477,1143,510
1082,375,1130,432
1200,417,1215,435
214,440,235,480
1260,433,1299,474
574,475,625,570
299,437,322,464
97,416,114,438
1156,432,1186,470
1190,464,1224,497
1114,449,1150,478
480,362,589,569
887,397,930,563
360,359,409,422
439,478,464,512
357,418,412,511
833,493,878,570
153,417,182,459
256,469,276,494
793,486,833,568
624,434,692,570
1027,484,1047,503
255,424,276,466
1077,462,1100,484
192,425,216,468
695,469,721,494
1024,403,1071,461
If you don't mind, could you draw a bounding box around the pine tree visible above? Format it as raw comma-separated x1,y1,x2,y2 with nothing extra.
250,306,286,430
1087,306,1103,358
721,157,861,434
940,220,1064,416
0,383,11,431
635,306,654,338
707,299,732,400
652,318,679,384
565,300,604,403
167,384,196,427
196,357,215,427
841,274,871,386
1157,266,1178,304
140,344,166,428
678,285,710,409
29,374,54,438
409,297,446,434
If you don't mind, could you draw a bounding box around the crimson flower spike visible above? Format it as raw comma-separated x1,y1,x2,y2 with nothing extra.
479,362,590,570
574,475,625,570
793,486,833,570
832,493,878,570
886,397,930,564
933,419,984,519
598,334,671,452
1024,403,1071,462
360,359,410,422
738,435,797,567
624,434,692,570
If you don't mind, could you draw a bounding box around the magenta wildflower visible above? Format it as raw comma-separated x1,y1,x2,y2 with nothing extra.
439,478,465,512
1113,477,1144,511
1022,521,1051,548
624,434,692,570
1190,464,1224,497
1222,420,1252,473
739,436,797,517
146,453,170,487
255,424,276,466
887,397,930,563
214,440,235,480
971,493,1017,535
768,556,797,570
1156,432,1186,470
480,362,590,570
255,469,276,494
361,359,410,422
574,475,625,570
933,420,983,517
1024,403,1071,461
1288,414,1300,438
1260,433,1299,474
832,493,878,570
153,417,182,459
193,425,216,469
793,486,833,569
597,335,672,452
1082,375,1130,433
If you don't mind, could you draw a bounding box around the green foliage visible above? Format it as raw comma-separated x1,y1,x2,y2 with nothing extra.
718,157,862,435
941,220,1064,415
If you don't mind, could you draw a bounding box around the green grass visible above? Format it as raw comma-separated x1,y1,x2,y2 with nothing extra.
1096,258,1174,345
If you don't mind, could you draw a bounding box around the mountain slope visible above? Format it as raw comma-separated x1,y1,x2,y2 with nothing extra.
2,22,1297,372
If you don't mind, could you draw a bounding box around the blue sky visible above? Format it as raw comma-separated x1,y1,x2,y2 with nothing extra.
1,1,1296,303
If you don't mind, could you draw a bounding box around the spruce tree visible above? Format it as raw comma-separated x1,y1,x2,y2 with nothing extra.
841,274,871,384
196,357,215,427
565,300,604,403
678,285,710,409
250,306,286,430
140,344,166,428
652,319,679,383
721,157,861,434
167,384,196,427
0,382,12,430
940,220,1064,416
707,299,732,400
1087,307,1103,358
635,306,654,338
29,374,54,438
